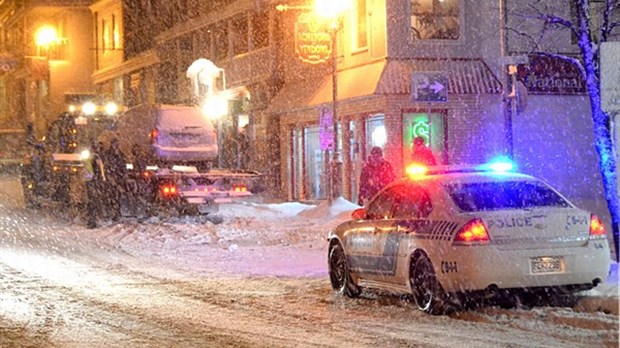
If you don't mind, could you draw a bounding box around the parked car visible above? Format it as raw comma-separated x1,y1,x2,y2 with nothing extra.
327,160,611,314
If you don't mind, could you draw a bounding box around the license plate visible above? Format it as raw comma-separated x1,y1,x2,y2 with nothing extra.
530,256,564,274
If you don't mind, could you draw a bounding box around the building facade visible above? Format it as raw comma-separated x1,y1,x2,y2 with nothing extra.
268,0,506,202
0,0,95,138
267,0,618,227
90,0,283,191
0,0,616,226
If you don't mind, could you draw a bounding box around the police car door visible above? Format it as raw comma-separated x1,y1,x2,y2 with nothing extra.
390,183,435,285
346,187,400,283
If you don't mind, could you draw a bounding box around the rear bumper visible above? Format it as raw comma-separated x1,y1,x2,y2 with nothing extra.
153,145,217,162
434,241,611,293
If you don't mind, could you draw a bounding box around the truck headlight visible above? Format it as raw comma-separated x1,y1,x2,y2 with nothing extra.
80,149,91,160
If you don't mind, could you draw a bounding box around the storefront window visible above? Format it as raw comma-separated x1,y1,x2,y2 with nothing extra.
402,111,445,167
304,126,327,200
366,114,386,154
410,0,460,40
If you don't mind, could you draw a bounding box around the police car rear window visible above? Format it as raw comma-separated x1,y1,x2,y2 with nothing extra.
444,181,570,212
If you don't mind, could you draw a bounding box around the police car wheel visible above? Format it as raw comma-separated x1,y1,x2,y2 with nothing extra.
328,243,360,298
410,255,449,315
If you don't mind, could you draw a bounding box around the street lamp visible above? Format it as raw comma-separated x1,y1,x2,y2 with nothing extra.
35,25,58,47
278,0,351,203
316,0,351,203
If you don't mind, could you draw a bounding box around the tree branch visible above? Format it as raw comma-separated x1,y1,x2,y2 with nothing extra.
600,0,616,42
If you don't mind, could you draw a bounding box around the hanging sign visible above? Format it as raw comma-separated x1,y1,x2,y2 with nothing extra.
295,14,332,64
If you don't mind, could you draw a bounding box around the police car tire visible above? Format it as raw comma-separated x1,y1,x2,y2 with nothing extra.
410,255,450,315
328,243,360,298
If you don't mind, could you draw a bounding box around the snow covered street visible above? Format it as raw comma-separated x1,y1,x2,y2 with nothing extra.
0,173,618,347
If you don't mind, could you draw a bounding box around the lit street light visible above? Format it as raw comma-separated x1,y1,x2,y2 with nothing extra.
315,0,351,203
35,25,58,47
277,0,351,203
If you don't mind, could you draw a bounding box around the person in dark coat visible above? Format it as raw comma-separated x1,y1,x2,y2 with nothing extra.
411,136,437,166
83,141,106,229
358,146,395,206
103,138,127,221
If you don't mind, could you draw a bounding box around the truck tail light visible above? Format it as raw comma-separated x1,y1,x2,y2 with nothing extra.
150,128,159,144
161,184,178,196
454,218,490,245
233,184,247,193
589,214,606,239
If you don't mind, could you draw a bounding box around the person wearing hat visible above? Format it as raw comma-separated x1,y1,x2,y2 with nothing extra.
411,136,437,166
358,146,395,206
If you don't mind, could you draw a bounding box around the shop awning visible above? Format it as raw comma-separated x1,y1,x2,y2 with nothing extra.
266,57,502,115
267,60,386,114
376,58,502,95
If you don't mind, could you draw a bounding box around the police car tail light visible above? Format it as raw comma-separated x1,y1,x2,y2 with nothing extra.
454,219,490,244
589,214,606,239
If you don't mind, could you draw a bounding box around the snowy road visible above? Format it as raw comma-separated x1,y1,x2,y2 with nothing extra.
0,173,618,347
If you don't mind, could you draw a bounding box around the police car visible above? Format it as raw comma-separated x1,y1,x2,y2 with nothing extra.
327,159,611,314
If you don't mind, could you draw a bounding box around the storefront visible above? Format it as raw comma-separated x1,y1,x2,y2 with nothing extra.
271,57,502,203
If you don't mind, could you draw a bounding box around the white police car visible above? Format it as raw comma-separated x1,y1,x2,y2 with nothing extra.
327,160,611,314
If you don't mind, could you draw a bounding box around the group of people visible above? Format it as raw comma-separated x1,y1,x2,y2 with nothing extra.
83,138,127,229
357,136,436,206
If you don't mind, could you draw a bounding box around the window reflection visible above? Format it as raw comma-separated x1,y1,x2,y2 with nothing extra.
410,0,460,40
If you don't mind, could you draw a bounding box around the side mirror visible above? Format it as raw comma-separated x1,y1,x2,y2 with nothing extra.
351,208,367,220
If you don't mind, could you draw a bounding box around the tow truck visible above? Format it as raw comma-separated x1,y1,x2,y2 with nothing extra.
20,101,262,218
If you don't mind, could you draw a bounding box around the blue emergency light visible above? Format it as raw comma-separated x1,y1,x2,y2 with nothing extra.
479,156,516,173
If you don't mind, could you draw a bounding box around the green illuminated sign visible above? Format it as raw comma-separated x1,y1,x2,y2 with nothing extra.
412,118,430,146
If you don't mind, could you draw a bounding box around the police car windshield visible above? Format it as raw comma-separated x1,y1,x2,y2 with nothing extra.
444,180,570,212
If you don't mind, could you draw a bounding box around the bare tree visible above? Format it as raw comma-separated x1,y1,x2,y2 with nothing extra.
507,0,619,261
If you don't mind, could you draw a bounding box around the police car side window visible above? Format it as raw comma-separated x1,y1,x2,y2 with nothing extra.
367,188,399,219
393,185,433,219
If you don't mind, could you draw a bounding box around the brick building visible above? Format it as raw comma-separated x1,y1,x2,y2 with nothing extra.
0,0,616,222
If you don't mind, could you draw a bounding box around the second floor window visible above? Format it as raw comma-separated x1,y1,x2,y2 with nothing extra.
354,0,368,49
232,14,249,56
214,21,229,61
410,0,460,40
251,10,269,49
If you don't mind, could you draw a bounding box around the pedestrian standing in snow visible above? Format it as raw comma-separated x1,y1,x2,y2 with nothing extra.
358,146,395,206
83,141,106,229
411,136,437,166
103,138,127,221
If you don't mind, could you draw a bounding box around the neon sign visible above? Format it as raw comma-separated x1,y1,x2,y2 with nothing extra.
412,119,430,145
